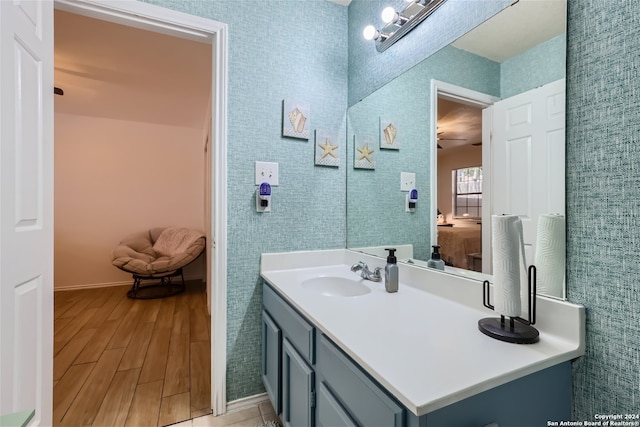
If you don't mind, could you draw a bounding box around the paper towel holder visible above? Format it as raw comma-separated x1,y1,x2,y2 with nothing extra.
478,265,539,344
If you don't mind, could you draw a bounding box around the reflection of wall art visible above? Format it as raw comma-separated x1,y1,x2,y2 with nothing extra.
379,117,400,150
282,99,310,140
354,135,376,170
315,130,340,167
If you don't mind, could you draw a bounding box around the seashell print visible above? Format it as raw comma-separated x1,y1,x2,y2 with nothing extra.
289,107,307,134
383,123,397,145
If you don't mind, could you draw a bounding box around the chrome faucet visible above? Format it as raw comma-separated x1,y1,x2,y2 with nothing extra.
351,261,382,282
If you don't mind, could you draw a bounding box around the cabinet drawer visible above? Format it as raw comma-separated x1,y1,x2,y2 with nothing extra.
317,335,405,427
263,282,315,364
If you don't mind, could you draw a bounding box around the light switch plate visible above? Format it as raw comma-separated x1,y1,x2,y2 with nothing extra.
400,172,415,192
255,161,279,186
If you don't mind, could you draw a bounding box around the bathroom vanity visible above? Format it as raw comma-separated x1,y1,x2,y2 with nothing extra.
260,249,585,427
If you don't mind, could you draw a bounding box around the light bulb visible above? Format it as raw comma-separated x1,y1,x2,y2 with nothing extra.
363,25,379,41
381,7,398,24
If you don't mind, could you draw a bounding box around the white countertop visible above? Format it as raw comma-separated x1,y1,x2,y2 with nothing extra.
260,249,585,417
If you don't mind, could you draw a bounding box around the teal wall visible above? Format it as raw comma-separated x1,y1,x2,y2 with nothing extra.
143,0,348,401
501,34,567,98
566,0,640,417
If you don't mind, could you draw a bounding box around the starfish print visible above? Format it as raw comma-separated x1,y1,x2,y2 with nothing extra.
318,138,339,159
357,143,374,163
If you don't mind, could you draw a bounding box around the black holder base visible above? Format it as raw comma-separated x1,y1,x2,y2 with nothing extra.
127,269,185,299
478,317,539,344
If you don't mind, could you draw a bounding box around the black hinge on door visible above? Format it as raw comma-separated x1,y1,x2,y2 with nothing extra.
310,389,316,408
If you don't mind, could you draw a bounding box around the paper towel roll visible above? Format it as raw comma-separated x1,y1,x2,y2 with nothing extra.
492,214,526,317
535,214,566,298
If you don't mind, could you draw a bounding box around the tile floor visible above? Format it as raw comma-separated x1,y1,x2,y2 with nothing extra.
171,401,280,427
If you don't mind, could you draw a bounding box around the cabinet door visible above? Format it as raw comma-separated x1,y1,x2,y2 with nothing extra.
282,338,315,427
317,335,405,427
262,311,282,414
317,382,357,427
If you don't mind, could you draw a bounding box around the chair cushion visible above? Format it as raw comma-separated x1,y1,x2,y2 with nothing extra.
153,227,205,257
112,227,205,277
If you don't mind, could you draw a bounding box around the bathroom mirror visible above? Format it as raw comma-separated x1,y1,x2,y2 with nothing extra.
346,0,567,299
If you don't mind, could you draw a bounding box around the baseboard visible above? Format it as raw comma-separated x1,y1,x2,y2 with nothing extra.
225,393,269,414
54,274,203,291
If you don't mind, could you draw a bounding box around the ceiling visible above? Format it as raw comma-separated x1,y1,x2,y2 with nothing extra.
437,99,483,150
54,10,212,129
452,0,565,62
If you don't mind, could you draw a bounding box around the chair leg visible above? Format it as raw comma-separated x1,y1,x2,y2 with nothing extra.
126,270,185,299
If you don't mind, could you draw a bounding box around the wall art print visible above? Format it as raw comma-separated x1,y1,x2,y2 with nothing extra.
282,99,310,140
379,117,399,150
354,135,376,170
315,129,340,167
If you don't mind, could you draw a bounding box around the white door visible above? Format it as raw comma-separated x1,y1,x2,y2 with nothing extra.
489,79,565,268
0,0,54,424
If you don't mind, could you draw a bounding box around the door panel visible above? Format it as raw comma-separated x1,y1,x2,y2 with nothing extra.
262,311,282,414
282,338,314,427
317,382,356,427
491,79,566,269
0,0,54,424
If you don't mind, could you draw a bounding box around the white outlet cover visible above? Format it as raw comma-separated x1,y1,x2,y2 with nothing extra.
255,161,279,186
400,172,415,192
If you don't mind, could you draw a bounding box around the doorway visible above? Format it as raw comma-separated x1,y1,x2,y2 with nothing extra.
51,0,229,421
430,80,498,276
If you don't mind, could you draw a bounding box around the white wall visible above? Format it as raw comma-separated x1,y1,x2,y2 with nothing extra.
437,144,482,225
54,113,205,289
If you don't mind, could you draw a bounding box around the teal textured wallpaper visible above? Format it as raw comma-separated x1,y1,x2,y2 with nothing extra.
501,34,567,98
566,0,640,417
143,0,348,401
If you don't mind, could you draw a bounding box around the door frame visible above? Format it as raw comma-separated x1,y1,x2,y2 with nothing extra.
53,0,229,416
430,80,498,271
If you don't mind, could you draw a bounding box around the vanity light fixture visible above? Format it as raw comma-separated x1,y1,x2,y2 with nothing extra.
363,0,446,52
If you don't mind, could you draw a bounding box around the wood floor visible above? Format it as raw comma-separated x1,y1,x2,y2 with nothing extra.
53,281,211,426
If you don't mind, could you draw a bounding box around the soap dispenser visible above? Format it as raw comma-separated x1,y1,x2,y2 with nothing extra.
384,248,399,293
427,245,445,270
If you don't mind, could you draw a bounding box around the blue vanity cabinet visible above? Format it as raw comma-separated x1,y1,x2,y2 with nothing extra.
407,360,572,427
262,281,572,427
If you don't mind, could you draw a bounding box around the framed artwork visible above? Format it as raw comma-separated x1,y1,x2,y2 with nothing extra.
354,135,376,170
282,99,310,140
315,130,340,167
379,117,400,150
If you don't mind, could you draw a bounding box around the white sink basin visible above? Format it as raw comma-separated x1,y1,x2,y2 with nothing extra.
301,276,371,297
